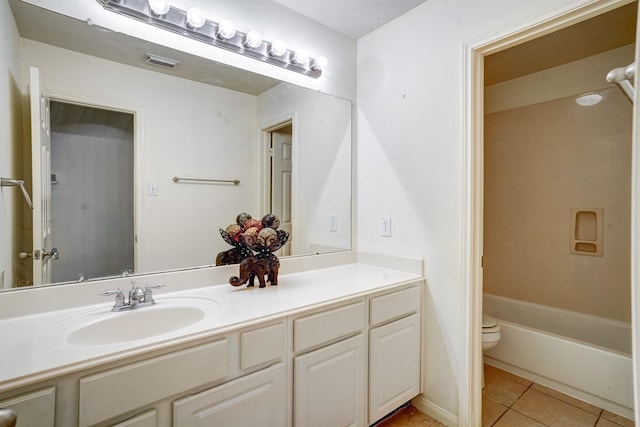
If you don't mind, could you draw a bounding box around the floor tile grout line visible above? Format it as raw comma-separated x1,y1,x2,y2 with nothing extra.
489,406,550,427
489,405,510,427
510,381,533,409
592,408,604,427
529,385,604,418
495,370,606,420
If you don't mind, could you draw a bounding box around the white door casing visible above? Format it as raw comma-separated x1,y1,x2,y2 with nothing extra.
630,2,640,424
29,66,54,285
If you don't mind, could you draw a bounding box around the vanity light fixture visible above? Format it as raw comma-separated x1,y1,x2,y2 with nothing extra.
270,39,287,57
293,49,309,66
216,20,236,40
244,30,263,49
96,0,325,78
186,7,205,29
312,56,328,71
148,0,170,16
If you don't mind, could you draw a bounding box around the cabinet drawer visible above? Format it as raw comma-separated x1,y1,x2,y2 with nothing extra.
294,301,365,352
110,409,157,427
240,322,286,370
79,339,229,426
0,387,55,427
173,363,286,426
370,285,421,327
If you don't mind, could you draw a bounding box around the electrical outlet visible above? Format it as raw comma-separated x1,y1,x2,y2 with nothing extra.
380,216,391,237
329,215,338,232
147,181,158,196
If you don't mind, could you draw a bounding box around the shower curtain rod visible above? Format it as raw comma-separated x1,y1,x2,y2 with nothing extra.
606,62,635,102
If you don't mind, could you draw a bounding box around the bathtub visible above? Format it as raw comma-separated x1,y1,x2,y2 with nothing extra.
483,293,633,419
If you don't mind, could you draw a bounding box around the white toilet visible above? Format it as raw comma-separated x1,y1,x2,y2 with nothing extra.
482,314,501,388
482,314,501,351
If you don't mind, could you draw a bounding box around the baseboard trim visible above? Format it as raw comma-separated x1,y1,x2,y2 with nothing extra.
411,395,458,426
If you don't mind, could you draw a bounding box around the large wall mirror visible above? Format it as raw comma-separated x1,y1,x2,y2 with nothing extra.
4,0,352,290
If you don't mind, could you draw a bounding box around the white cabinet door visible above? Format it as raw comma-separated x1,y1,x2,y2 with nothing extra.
173,363,286,427
369,313,421,424
294,334,365,427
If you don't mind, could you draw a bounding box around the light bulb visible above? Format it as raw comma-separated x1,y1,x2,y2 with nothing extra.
148,0,170,16
186,7,205,29
312,56,328,71
217,20,236,40
244,30,262,49
270,40,287,57
293,49,309,65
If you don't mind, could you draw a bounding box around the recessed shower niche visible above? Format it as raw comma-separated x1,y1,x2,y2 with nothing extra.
570,208,603,256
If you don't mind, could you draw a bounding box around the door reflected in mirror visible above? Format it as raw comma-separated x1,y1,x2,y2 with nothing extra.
268,123,293,258
49,101,134,284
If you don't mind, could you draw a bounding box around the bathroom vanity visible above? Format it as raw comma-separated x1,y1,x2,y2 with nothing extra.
0,252,423,426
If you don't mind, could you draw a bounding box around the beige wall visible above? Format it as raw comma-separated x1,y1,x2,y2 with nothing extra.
483,48,633,322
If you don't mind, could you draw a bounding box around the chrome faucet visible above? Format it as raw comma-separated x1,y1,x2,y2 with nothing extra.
99,280,165,312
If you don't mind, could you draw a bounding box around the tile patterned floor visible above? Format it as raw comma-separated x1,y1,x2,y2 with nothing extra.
374,365,635,427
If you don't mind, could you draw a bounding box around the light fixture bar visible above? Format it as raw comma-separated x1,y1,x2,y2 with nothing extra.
96,0,324,78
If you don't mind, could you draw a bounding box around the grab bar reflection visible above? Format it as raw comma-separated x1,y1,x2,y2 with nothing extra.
1,178,34,210
172,176,240,185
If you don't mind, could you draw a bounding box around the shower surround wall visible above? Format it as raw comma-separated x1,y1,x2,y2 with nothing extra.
484,85,632,323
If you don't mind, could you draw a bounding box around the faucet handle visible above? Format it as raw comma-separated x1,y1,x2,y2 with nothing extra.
99,288,126,310
143,284,164,304
99,288,123,297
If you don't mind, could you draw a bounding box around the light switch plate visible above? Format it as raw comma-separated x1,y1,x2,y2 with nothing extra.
329,215,337,232
380,217,391,237
147,181,158,196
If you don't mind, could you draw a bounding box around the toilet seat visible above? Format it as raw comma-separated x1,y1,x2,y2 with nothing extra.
482,314,501,342
482,314,497,328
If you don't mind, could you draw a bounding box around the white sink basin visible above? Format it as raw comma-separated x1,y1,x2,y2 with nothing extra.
38,297,221,346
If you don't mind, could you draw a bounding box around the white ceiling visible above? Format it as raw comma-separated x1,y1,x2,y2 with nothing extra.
272,0,430,39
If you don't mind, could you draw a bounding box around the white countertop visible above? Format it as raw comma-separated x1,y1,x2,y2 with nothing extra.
0,261,422,393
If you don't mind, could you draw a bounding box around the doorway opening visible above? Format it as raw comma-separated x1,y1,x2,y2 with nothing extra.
466,0,638,423
264,120,293,257
49,100,134,282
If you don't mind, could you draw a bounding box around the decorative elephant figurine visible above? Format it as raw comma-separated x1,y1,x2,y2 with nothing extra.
229,254,281,288
229,257,272,288
259,252,280,286
215,247,247,266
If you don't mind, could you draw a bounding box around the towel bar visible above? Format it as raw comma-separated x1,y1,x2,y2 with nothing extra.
172,176,240,185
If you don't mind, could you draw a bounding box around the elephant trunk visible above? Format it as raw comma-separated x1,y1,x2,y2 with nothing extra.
229,275,246,286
